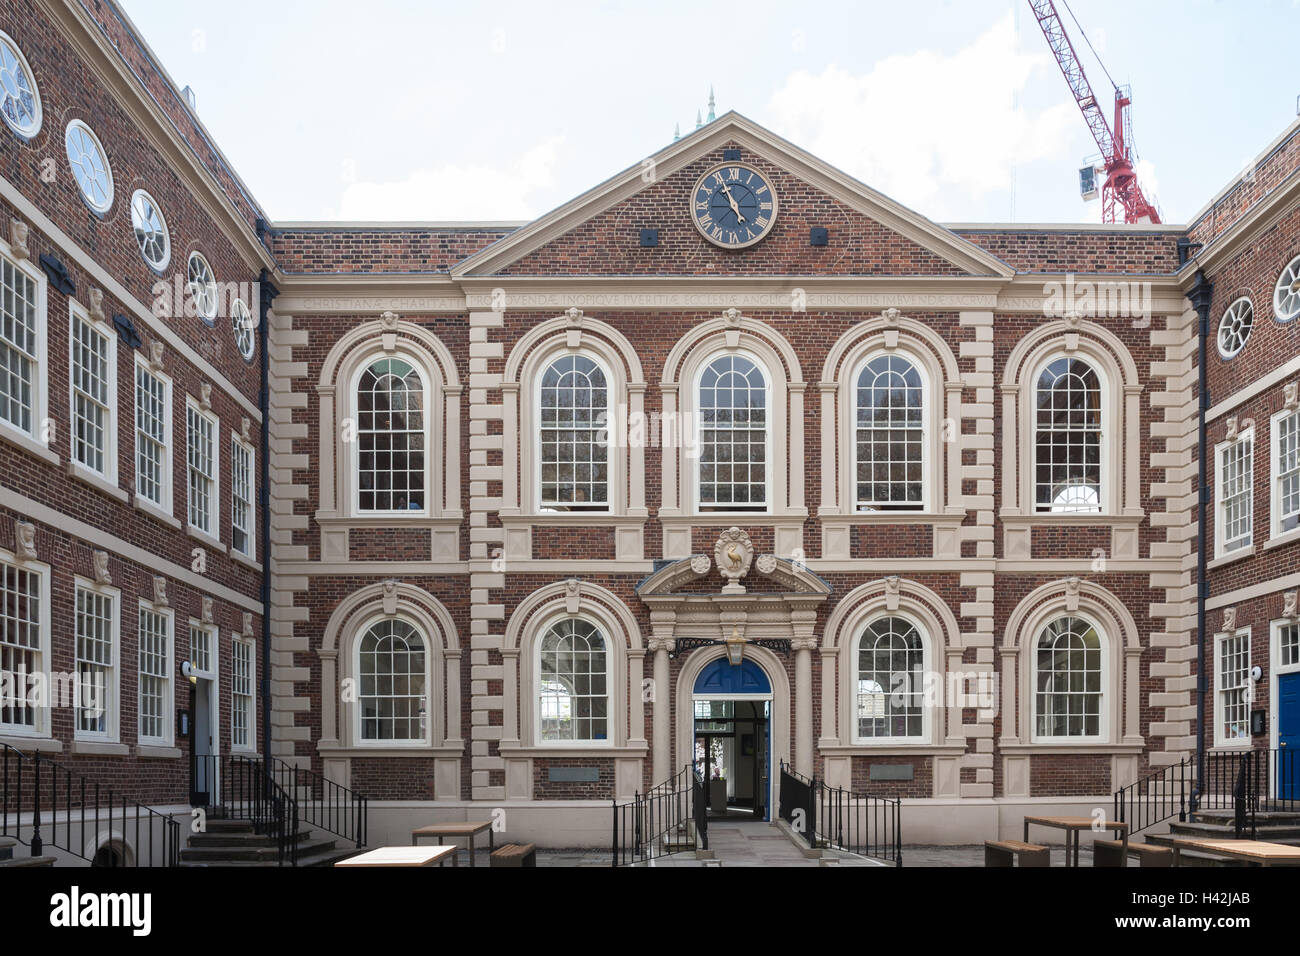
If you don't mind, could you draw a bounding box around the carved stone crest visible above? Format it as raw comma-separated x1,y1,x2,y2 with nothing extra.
241,417,251,443
755,553,777,576
714,527,754,593
881,307,901,326
564,577,582,614
10,219,29,260
15,520,37,560
884,574,901,611
149,339,165,371
153,576,169,607
1286,382,1299,409
88,288,106,323
1065,575,1082,612
242,611,253,636
689,553,711,576
92,549,111,585
721,307,742,327
1225,416,1238,441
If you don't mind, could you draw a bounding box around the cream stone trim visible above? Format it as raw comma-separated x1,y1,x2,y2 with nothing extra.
452,113,1013,279
316,580,462,756
1000,578,1143,749
500,580,641,751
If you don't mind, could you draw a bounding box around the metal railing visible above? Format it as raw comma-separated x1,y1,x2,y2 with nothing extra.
779,761,903,866
192,754,298,865
2,742,181,866
1114,756,1190,836
263,756,367,849
611,764,703,866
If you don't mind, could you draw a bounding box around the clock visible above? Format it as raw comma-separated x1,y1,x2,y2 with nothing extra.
691,162,778,249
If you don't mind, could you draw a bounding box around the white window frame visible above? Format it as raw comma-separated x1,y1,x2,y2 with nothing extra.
533,614,612,748
1214,628,1252,749
693,349,772,514
851,612,930,744
64,119,114,215
231,634,256,753
136,599,173,747
0,30,43,140
188,620,216,680
129,189,171,274
1030,613,1109,744
68,302,117,484
352,614,430,748
73,576,119,743
186,396,220,542
1215,427,1255,558
535,350,611,512
851,349,930,513
230,434,255,559
0,241,49,454
1032,354,1106,514
133,356,172,518
0,549,51,738
1271,406,1300,542
350,353,431,517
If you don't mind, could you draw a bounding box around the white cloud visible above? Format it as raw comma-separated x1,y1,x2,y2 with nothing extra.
333,136,566,220
765,13,1080,215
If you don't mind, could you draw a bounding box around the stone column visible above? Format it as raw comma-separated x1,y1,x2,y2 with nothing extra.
793,637,816,777
649,633,674,783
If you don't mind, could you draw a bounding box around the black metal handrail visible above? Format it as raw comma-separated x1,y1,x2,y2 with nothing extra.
779,761,903,866
2,742,181,866
192,754,299,865
611,764,703,866
263,756,367,849
1113,756,1189,836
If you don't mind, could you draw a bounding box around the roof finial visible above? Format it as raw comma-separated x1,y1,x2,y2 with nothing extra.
707,85,716,122
673,122,680,142
695,109,702,130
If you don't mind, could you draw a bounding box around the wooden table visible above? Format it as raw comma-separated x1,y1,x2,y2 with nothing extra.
1023,815,1129,867
411,820,496,867
335,845,458,867
1169,838,1300,867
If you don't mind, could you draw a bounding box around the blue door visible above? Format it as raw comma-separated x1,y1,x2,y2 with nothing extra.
1280,673,1300,802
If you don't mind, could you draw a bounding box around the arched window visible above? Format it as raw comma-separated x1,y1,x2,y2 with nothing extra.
1034,357,1102,513
855,354,924,511
538,619,608,743
356,357,426,513
1033,616,1103,739
855,616,925,740
538,355,608,510
699,354,767,511
357,619,427,742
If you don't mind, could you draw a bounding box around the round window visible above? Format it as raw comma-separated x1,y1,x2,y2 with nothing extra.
130,189,170,272
187,252,218,324
232,298,256,361
1275,254,1300,324
0,31,42,138
1216,297,1254,359
65,120,113,213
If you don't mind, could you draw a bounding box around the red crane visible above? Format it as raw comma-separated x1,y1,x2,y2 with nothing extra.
1028,0,1161,224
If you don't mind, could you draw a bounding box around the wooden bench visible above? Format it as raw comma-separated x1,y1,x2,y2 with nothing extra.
1092,838,1172,868
489,842,537,867
985,839,1050,867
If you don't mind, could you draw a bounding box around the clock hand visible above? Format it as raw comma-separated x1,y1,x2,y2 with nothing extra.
718,182,746,222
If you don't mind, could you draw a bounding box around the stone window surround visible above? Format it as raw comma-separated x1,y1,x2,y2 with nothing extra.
499,579,647,801
314,317,463,564
499,312,648,562
659,313,807,559
817,315,965,560
999,320,1145,561
316,581,464,790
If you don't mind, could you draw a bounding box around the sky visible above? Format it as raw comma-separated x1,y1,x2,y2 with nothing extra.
117,0,1300,225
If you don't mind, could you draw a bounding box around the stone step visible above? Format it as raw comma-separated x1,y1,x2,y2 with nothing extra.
1170,819,1300,842
179,835,338,864
0,836,17,862
0,854,56,867
178,843,362,868
188,827,317,848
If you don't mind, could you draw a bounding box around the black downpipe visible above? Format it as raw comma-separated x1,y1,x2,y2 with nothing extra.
256,260,279,777
1187,271,1213,811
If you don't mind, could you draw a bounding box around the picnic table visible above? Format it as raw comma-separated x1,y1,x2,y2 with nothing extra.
335,845,458,867
412,820,496,867
1169,838,1300,867
1023,815,1129,867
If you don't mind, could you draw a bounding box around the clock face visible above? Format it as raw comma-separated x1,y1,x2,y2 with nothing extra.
691,162,778,249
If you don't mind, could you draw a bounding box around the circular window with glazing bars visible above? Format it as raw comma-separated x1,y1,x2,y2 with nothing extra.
1216,297,1254,359
130,189,170,272
1275,254,1300,324
232,298,256,361
187,252,218,324
0,30,42,139
65,119,113,214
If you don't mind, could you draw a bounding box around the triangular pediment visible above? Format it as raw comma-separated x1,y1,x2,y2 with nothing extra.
453,112,1012,279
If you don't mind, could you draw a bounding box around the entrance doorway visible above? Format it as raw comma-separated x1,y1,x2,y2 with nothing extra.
692,657,772,821
191,677,218,806
1279,672,1299,801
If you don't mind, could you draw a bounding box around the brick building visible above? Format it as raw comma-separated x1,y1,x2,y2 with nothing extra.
1,0,1297,860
